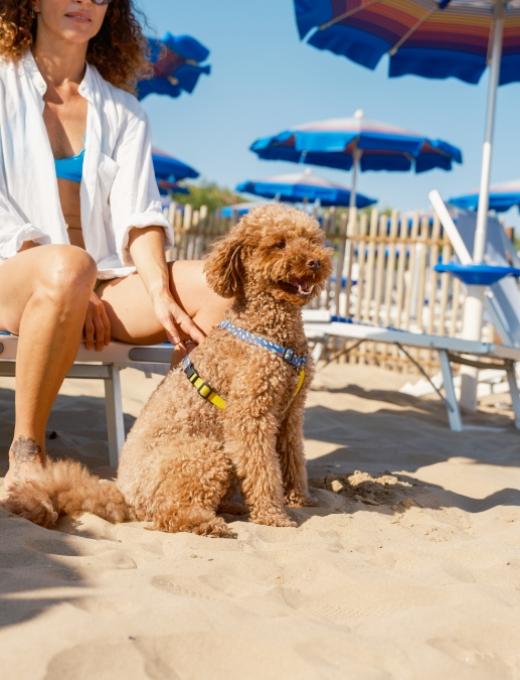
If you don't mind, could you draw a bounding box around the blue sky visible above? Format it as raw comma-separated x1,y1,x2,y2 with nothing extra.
138,0,520,229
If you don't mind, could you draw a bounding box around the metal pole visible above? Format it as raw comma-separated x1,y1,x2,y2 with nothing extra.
345,147,360,295
473,0,504,263
336,146,361,316
335,109,364,316
459,0,504,411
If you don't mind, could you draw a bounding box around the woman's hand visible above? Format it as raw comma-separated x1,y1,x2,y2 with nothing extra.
126,225,206,351
83,291,111,351
151,289,206,352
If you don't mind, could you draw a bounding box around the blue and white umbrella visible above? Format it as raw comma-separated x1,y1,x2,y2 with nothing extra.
138,32,211,100
251,109,460,214
251,110,461,173
152,147,199,183
219,201,272,218
157,180,190,197
449,179,520,213
237,168,377,208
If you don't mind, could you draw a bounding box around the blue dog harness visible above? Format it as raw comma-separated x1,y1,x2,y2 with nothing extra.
181,320,307,409
217,320,307,369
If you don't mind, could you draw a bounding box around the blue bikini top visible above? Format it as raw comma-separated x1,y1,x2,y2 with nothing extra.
55,149,85,183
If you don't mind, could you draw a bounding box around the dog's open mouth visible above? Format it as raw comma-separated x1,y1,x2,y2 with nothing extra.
278,278,315,297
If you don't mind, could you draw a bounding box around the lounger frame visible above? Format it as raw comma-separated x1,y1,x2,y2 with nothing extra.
0,335,172,466
304,191,520,431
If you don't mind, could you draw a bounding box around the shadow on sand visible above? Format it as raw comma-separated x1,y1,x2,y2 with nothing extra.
0,511,89,629
0,388,137,629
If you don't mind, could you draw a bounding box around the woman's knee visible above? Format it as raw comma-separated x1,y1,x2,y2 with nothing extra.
40,245,96,297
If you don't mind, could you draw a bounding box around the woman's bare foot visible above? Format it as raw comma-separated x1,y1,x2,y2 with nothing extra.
4,436,46,492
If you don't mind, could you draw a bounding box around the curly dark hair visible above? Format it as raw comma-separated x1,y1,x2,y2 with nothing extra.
0,0,151,92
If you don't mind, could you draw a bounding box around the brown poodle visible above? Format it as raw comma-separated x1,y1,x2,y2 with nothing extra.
3,205,332,537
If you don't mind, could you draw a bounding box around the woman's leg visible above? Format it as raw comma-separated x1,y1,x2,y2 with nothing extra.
0,245,96,484
97,260,232,345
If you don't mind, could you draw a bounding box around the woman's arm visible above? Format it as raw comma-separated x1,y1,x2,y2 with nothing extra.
18,240,39,251
0,178,49,258
128,225,206,350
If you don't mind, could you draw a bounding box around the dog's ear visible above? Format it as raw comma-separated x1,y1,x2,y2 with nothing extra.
204,230,244,298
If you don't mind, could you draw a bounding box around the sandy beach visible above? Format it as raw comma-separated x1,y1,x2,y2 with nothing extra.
1,363,520,679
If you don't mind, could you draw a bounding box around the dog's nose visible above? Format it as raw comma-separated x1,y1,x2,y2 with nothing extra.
307,259,321,270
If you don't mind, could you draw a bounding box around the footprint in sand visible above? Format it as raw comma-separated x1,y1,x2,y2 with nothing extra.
151,573,217,601
44,639,178,680
427,637,511,676
93,550,137,570
27,538,88,557
58,513,121,541
71,594,136,615
442,562,477,584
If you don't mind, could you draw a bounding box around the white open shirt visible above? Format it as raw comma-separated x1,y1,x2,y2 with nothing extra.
0,51,173,278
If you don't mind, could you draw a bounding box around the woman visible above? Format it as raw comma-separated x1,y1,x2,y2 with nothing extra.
0,0,231,487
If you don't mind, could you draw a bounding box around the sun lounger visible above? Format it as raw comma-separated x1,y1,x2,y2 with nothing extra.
0,334,172,466
429,190,520,348
303,194,520,431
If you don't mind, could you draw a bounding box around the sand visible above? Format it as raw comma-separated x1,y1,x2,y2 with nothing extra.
1,363,520,679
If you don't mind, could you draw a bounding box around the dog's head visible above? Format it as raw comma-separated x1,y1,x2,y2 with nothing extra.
204,204,332,306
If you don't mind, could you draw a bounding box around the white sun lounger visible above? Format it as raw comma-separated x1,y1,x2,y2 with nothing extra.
303,193,520,431
0,335,172,466
429,190,520,348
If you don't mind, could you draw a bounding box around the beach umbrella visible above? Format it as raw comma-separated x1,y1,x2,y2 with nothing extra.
251,110,460,310
137,32,211,100
237,168,377,208
219,201,273,218
157,180,190,197
449,179,520,213
152,147,199,183
293,0,520,264
250,110,461,212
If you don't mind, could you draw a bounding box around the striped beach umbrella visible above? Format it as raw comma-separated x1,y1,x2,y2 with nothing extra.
449,179,520,213
293,0,520,263
237,168,377,207
138,32,211,100
294,0,520,85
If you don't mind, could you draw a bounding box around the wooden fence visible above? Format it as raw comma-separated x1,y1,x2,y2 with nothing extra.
167,202,475,373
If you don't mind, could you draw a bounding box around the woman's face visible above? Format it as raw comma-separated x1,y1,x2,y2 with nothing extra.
33,0,109,45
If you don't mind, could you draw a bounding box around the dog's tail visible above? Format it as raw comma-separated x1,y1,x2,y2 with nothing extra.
2,459,128,528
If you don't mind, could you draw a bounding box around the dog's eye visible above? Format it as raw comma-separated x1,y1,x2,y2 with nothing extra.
273,240,286,249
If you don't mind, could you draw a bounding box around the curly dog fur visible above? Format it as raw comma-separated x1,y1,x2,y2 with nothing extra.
3,205,332,537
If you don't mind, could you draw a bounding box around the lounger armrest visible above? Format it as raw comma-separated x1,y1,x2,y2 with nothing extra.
428,190,472,265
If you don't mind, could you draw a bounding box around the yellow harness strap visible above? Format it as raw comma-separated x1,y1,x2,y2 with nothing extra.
182,358,305,411
291,368,306,403
185,360,227,409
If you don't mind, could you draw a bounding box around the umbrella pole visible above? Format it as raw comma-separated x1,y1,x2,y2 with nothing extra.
474,0,504,263
459,0,504,411
336,147,360,317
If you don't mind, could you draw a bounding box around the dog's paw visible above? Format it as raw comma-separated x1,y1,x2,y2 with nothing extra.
284,490,317,508
194,516,237,538
251,510,297,528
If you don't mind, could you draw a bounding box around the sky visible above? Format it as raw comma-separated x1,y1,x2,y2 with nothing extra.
137,0,520,229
